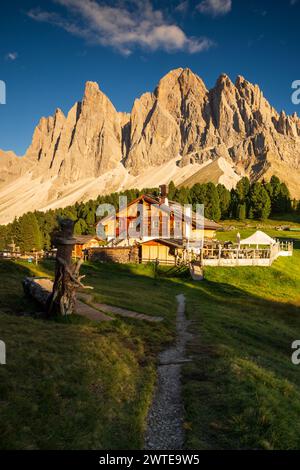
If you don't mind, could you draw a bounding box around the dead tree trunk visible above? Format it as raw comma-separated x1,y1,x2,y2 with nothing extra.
47,218,92,317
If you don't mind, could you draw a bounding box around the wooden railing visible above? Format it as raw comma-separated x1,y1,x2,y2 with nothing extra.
202,246,275,261
278,241,293,252
198,240,294,266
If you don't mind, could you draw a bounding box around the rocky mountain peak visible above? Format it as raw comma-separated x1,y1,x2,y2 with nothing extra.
154,67,207,102
83,80,101,98
216,73,233,87
1,67,300,224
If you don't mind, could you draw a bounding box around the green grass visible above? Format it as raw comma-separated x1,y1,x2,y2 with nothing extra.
0,260,178,450
0,315,154,449
221,212,300,229
212,229,300,304
1,220,300,449
181,225,300,450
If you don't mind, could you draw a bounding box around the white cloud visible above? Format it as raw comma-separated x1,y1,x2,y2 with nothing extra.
197,0,232,17
28,0,214,55
175,1,189,14
5,52,18,61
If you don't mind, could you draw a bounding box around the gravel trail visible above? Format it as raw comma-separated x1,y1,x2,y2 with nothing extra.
144,294,191,450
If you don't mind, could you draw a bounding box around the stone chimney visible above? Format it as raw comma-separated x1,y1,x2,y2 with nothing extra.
159,184,168,206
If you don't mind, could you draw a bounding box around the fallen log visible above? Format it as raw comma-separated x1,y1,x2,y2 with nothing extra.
23,277,53,309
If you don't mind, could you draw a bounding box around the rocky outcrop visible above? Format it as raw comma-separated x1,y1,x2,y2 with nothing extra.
23,81,123,185
125,69,300,187
0,149,29,186
0,67,300,224
125,68,211,173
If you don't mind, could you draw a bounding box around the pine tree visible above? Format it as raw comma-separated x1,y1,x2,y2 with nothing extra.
0,226,7,250
190,183,207,208
10,217,22,249
265,176,292,214
237,203,247,220
74,218,88,235
175,187,191,205
236,177,250,203
205,183,221,221
268,175,281,213
292,198,298,211
249,183,271,220
233,177,250,218
217,184,231,219
277,183,291,213
168,181,176,200
18,213,43,252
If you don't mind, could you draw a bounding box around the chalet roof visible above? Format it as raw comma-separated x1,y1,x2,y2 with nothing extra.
98,194,222,231
167,200,222,231
140,238,185,249
74,235,102,245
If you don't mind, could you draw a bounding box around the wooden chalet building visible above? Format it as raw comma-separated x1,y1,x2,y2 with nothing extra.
95,187,222,265
72,235,103,259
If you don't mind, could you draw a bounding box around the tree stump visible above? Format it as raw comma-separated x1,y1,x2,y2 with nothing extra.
47,218,92,317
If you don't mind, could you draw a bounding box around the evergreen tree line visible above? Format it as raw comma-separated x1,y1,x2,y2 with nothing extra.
0,176,298,253
0,189,147,252
168,175,294,222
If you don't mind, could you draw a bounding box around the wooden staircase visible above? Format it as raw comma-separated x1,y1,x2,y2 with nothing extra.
189,262,204,281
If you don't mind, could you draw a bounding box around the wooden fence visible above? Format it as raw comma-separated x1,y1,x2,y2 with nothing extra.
201,241,293,267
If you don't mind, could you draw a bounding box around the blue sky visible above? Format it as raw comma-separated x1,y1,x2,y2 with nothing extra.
0,0,300,155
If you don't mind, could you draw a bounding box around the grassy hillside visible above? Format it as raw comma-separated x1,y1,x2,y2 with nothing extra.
182,227,300,449
179,159,224,188
0,261,178,450
0,224,300,449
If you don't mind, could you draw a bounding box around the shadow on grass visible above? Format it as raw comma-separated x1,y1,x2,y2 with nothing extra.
0,260,163,450
2,258,300,450
0,260,44,313
269,213,300,224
